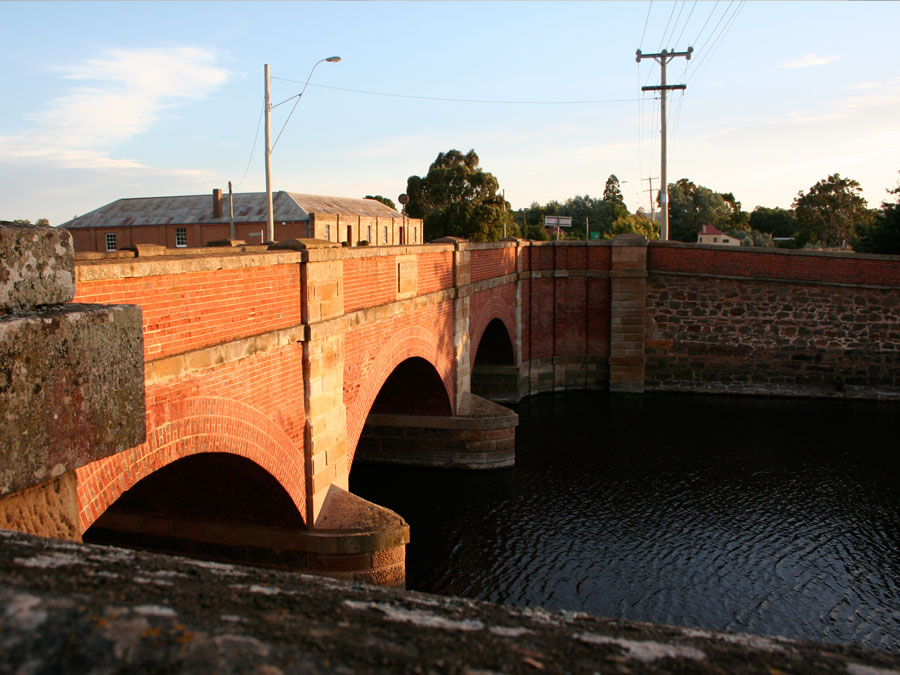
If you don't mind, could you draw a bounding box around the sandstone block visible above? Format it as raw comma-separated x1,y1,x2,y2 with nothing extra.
0,303,146,495
0,222,75,312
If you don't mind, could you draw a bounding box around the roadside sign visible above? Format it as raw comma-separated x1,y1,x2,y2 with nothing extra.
544,216,572,228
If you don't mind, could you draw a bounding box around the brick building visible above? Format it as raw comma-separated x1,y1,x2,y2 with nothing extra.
62,190,422,252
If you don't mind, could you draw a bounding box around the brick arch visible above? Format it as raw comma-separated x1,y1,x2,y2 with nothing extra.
469,288,517,369
75,396,305,534
346,326,453,466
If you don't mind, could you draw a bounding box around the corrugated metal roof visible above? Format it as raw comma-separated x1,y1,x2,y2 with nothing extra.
62,191,401,229
285,193,401,219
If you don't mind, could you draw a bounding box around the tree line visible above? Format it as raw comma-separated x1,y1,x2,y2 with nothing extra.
399,148,900,255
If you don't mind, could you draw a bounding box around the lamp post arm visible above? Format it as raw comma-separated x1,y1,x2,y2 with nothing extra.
271,57,341,153
264,57,341,244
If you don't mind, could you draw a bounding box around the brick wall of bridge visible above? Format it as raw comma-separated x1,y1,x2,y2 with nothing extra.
72,253,309,527
59,238,900,534
515,242,613,393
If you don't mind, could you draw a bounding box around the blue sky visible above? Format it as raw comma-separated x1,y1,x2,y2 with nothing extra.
2,1,899,226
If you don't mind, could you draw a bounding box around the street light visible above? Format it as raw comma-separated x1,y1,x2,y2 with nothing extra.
264,56,342,243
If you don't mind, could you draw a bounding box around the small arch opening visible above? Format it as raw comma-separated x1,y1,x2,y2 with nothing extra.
83,453,305,564
474,318,515,365
471,318,519,403
369,357,452,417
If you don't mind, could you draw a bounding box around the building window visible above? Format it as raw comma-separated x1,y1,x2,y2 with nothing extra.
325,224,331,241
368,225,372,243
384,225,389,244
175,228,187,248
413,227,417,244
105,233,117,251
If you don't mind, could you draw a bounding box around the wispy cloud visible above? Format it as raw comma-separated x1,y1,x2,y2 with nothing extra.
779,53,840,70
762,77,900,128
847,81,880,91
0,46,229,169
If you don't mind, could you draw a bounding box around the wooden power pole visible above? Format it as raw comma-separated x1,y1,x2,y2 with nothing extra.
636,47,693,241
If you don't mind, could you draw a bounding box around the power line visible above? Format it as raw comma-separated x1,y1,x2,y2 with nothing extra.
235,102,264,187
271,77,640,105
694,0,735,57
667,0,719,87
662,1,687,50
667,0,741,96
668,0,743,171
685,0,745,88
658,1,679,50
639,0,653,49
692,0,722,48
669,88,688,151
673,0,699,49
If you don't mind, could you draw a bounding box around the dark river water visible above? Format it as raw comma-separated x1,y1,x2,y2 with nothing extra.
349,392,900,652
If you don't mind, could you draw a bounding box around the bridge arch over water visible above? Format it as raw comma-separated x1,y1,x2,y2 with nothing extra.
473,318,516,366
469,294,517,369
345,325,454,464
75,396,306,533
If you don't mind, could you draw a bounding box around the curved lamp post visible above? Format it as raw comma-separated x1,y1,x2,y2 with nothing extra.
264,56,341,243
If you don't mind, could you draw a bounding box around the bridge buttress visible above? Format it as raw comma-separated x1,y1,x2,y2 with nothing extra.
298,244,351,523
609,235,648,393
451,243,472,412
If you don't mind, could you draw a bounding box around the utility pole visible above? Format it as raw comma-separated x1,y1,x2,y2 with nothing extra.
264,64,274,244
636,47,692,241
228,180,235,240
642,176,659,222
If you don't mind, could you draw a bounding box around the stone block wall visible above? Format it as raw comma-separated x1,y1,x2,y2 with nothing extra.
645,242,900,399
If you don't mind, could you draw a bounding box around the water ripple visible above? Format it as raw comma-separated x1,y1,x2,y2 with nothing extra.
350,392,900,653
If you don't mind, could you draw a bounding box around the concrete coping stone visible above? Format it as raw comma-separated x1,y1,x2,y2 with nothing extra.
268,238,341,251
2,529,899,673
205,238,248,247
648,238,900,262
75,250,304,282
0,222,74,312
430,236,468,246
125,243,167,257
340,243,456,260
610,233,649,247
75,244,274,263
465,241,521,251
74,250,135,261
529,239,617,247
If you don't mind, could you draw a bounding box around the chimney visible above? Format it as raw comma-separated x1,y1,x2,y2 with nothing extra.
212,188,223,219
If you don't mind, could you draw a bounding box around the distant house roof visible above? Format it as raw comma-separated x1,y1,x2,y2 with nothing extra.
61,191,401,229
698,224,726,236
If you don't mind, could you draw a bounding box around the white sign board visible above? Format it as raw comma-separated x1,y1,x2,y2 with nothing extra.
544,215,572,228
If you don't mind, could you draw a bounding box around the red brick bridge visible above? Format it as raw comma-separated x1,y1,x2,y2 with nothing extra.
3,230,899,584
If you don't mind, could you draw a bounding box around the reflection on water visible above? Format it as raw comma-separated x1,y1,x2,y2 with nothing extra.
350,392,900,652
